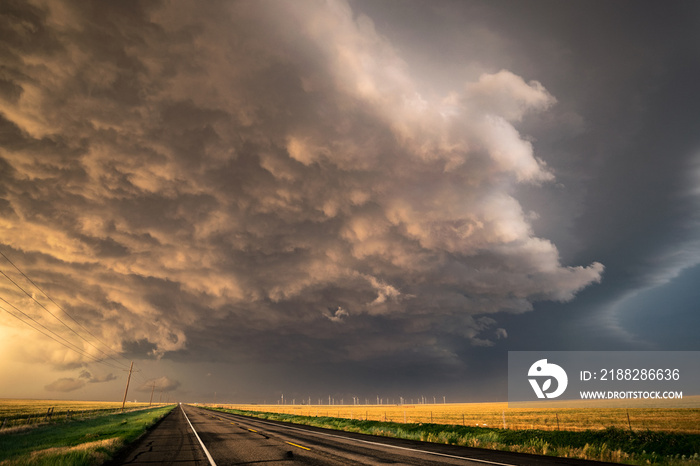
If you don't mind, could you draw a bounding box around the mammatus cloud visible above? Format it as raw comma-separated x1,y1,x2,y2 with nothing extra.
0,0,602,371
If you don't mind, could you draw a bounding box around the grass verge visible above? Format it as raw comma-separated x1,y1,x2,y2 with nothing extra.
203,406,700,465
0,404,175,465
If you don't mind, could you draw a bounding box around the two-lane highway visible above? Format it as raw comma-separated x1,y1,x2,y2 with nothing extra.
110,405,209,465
115,404,615,465
183,404,501,465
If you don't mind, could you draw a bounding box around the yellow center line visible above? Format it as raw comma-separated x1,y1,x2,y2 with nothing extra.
286,441,311,451
248,428,258,433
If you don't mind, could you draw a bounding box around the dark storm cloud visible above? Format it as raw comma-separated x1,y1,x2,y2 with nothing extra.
0,0,608,389
371,0,700,354
495,1,700,348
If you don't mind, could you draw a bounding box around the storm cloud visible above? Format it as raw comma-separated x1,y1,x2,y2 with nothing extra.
0,0,603,375
7,0,698,403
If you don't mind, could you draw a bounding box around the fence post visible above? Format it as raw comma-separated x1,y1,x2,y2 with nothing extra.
462,414,465,426
626,410,632,431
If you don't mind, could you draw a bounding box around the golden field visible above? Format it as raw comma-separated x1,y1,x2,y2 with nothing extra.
0,399,154,430
214,396,700,433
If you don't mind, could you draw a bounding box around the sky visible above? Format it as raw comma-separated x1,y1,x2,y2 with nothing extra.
0,0,699,404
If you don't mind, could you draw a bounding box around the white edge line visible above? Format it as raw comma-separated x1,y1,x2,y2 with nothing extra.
213,409,516,466
181,404,218,466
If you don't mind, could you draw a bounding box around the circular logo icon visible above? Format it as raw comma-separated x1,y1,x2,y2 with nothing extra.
528,359,568,399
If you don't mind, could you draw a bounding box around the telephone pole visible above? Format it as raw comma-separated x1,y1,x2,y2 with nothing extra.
149,382,156,406
121,361,134,413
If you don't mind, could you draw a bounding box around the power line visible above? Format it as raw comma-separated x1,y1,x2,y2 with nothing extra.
0,268,130,370
0,297,125,370
0,248,168,391
0,249,120,352
0,250,131,370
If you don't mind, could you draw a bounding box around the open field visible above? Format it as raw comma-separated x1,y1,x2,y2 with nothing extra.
0,404,175,465
0,399,158,431
204,405,700,465
211,396,700,434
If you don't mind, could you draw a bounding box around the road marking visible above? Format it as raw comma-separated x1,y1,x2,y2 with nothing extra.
227,413,517,466
248,428,258,432
180,405,218,466
286,441,311,451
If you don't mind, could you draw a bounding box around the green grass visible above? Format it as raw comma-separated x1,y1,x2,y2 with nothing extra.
0,404,175,465
203,406,700,465
0,399,155,430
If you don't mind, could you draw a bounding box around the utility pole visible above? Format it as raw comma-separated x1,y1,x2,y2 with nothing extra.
121,361,134,413
149,382,156,406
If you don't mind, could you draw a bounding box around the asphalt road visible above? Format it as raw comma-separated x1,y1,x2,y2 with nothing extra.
114,404,616,465
111,405,209,465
